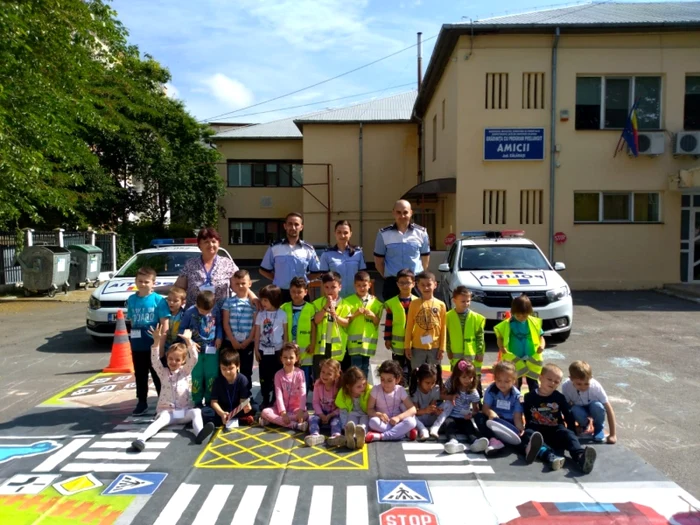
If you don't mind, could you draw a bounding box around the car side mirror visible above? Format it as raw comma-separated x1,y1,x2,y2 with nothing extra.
438,263,450,273
108,272,114,279
554,262,566,271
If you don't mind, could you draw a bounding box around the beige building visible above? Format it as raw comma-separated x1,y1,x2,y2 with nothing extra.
414,2,700,289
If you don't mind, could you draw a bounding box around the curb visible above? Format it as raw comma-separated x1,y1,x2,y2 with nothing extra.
654,287,700,305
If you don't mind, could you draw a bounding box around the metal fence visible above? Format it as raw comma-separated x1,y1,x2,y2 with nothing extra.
95,233,115,272
0,246,21,285
63,231,88,246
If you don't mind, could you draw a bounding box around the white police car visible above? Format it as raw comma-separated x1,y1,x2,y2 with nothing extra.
438,230,572,341
86,240,233,341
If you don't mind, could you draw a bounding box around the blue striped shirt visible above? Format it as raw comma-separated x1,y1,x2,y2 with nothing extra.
222,296,256,342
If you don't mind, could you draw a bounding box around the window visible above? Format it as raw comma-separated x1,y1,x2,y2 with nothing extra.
432,115,437,161
575,76,662,130
522,73,545,109
685,76,700,130
412,210,436,250
229,219,285,244
574,192,660,223
520,190,543,225
486,73,509,109
226,162,303,187
483,190,506,225
441,99,445,130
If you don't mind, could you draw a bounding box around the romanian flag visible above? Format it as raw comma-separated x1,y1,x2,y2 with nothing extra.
615,100,640,157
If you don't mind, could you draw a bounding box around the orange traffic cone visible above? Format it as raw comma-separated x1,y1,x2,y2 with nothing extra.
103,309,134,373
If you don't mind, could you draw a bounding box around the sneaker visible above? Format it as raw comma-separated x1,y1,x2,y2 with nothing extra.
408,428,418,441
258,416,268,427
304,434,326,447
547,453,566,471
364,431,381,443
485,437,505,456
344,421,356,449
444,439,467,454
131,439,145,452
195,422,215,445
429,426,440,440
132,401,148,416
418,429,430,442
354,426,366,449
469,437,489,453
297,421,309,432
525,432,543,464
239,415,255,426
593,429,606,443
578,446,597,474
327,434,346,447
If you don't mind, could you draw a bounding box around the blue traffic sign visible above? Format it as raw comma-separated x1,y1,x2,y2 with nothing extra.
484,127,545,161
102,472,167,496
377,480,433,504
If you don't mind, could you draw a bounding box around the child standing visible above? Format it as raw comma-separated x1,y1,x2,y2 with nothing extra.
520,363,597,473
495,294,545,394
126,266,170,415
306,359,343,447
366,360,417,442
446,286,485,393
409,364,443,441
404,271,446,371
222,269,257,387
131,326,215,451
179,290,222,407
383,268,418,385
562,361,617,444
164,286,187,357
311,272,351,376
211,348,255,428
335,367,371,449
260,343,308,431
254,285,287,408
346,271,383,378
281,276,316,391
435,360,489,454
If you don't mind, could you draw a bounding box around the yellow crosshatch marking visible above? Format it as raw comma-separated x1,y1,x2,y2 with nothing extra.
194,426,368,470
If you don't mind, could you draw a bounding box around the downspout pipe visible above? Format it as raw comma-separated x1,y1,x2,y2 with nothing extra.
548,27,560,262
359,122,364,247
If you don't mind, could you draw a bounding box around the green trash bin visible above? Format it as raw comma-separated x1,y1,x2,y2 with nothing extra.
67,244,103,289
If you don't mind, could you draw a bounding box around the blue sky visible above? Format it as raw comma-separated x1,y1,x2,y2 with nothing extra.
110,0,681,123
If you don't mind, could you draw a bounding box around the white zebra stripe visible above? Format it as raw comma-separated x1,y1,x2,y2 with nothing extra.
153,483,199,525
230,485,267,525
269,485,300,525
192,485,233,525
307,485,333,525
90,441,169,449
408,465,495,474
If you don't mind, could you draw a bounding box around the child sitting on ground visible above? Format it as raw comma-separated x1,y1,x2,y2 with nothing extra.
131,325,215,451
305,359,344,447
210,348,255,428
409,364,443,442
336,366,371,450
366,360,418,442
260,343,308,431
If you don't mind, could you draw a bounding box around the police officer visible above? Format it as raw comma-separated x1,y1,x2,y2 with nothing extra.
260,212,321,304
374,200,431,300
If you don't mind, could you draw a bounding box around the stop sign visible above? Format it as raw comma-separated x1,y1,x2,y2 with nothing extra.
553,231,567,244
444,233,456,246
380,507,439,525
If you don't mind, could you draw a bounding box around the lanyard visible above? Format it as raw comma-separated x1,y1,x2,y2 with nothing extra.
381,388,399,417
168,370,180,409
233,298,251,334
226,380,239,411
320,384,334,413
283,371,295,410
201,256,217,285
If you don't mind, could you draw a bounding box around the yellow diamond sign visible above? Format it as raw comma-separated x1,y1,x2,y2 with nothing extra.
53,473,103,496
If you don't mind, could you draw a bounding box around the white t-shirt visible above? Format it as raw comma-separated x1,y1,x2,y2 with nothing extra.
562,378,608,406
255,310,286,355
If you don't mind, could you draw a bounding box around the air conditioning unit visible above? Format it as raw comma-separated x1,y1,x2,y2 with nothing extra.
635,132,665,156
674,131,700,155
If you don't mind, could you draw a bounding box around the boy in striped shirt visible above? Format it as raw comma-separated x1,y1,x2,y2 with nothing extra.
222,269,256,386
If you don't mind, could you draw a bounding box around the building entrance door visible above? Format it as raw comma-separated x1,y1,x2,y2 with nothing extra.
681,194,700,282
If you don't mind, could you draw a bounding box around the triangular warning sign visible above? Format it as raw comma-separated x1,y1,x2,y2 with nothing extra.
383,483,428,502
110,474,153,494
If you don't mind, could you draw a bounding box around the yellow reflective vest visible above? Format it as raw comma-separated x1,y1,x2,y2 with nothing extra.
494,316,543,380
446,309,486,373
312,296,352,361
281,302,316,367
384,295,418,356
335,382,372,413
345,295,384,357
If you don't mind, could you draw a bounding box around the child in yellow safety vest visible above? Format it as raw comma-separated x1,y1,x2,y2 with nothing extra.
311,272,352,379
446,286,486,396
494,294,545,395
281,276,316,391
346,271,383,379
383,268,418,386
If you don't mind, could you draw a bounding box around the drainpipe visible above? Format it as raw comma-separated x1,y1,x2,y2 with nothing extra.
416,32,424,185
548,27,560,262
359,122,364,247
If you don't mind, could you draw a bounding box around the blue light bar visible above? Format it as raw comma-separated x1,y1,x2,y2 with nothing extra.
150,239,175,246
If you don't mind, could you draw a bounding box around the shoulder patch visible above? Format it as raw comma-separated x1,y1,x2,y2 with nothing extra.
379,224,395,232
412,223,426,231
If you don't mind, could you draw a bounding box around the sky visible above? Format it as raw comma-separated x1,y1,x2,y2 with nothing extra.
109,0,685,124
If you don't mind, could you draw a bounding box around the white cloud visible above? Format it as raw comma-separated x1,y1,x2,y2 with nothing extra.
164,82,179,99
205,73,254,109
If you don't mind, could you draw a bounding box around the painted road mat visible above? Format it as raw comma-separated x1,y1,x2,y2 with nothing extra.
0,373,699,524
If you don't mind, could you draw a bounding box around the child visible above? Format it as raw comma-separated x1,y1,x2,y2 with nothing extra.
126,266,170,415
254,285,287,408
306,359,343,447
346,271,383,378
562,361,617,444
281,276,315,391
211,348,255,428
260,343,308,431
131,325,215,451
383,268,417,385
404,271,446,371
476,361,524,456
366,360,417,442
446,286,485,394
409,364,443,441
164,286,187,357
179,290,222,407
434,359,489,454
495,294,545,395
520,363,597,473
311,272,351,377
335,366,371,450
222,269,257,387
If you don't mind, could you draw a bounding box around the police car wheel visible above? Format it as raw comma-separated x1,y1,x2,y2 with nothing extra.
550,329,571,343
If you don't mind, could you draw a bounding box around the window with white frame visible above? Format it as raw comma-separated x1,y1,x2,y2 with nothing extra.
574,192,661,223
685,76,700,130
227,162,303,187
575,76,662,130
228,219,285,245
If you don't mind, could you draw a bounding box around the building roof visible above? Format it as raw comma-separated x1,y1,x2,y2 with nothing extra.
211,116,302,140
294,91,417,127
414,2,700,116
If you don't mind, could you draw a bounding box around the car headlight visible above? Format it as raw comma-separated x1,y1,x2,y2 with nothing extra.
546,285,570,302
88,295,101,310
470,290,486,303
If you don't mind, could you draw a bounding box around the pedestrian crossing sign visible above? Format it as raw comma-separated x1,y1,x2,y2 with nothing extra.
377,480,433,504
102,472,167,496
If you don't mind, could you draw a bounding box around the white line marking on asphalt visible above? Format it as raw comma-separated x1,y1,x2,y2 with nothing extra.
269,485,299,525
90,441,168,449
347,485,369,525
230,485,267,525
61,462,150,472
153,483,199,525
192,484,233,525
76,451,160,461
308,485,333,525
32,438,90,472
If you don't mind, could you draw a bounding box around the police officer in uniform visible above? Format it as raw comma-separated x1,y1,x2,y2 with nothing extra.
374,200,431,301
260,212,321,304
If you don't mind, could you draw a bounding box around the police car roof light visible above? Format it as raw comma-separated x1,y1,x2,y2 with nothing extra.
500,230,525,237
459,230,525,240
150,239,175,246
183,238,198,245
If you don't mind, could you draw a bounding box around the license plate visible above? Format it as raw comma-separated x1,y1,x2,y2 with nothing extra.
497,311,539,319
108,313,117,322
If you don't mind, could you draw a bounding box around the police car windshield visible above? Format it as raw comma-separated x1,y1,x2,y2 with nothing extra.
459,245,551,271
116,249,230,277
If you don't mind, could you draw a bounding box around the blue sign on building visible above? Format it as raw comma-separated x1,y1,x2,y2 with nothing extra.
484,127,545,161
